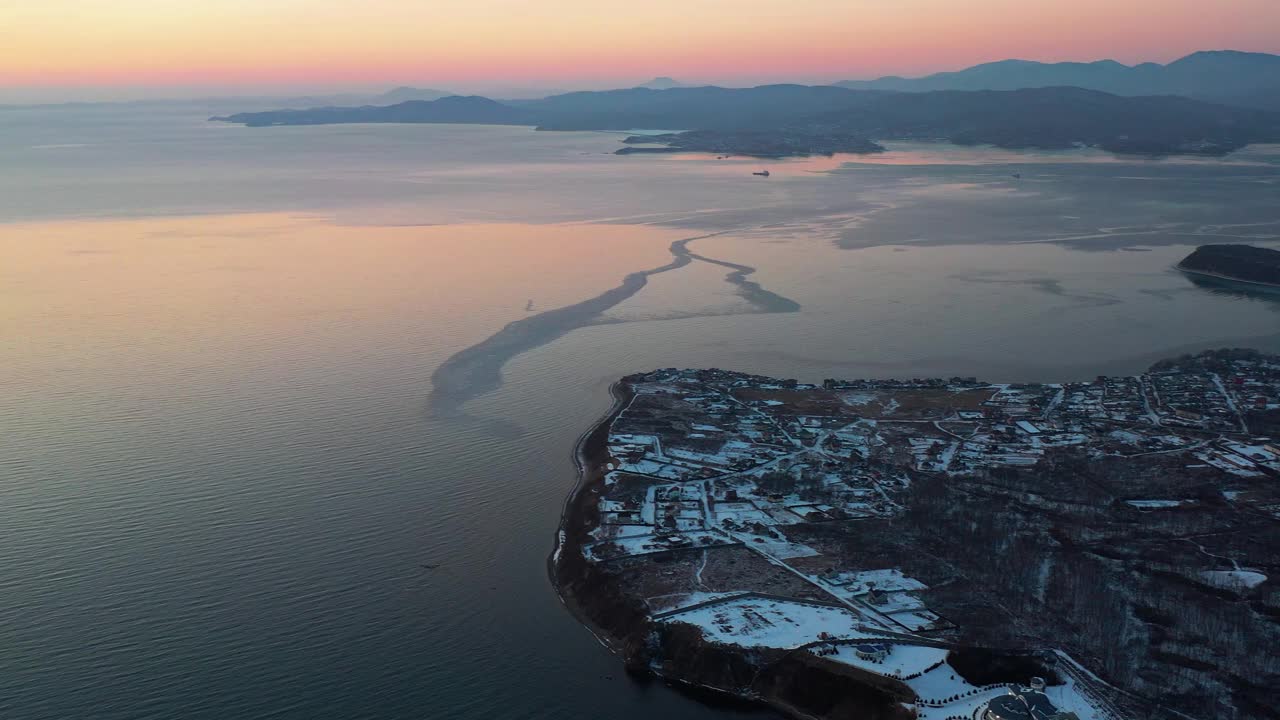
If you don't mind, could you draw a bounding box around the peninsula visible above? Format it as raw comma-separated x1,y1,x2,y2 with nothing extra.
552,349,1280,720
1177,244,1280,289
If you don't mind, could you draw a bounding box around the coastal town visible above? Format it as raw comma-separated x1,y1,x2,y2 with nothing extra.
555,349,1280,720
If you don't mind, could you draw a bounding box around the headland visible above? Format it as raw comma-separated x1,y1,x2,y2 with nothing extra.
552,349,1280,720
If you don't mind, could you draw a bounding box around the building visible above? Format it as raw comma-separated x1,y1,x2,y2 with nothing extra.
983,679,1076,720
853,642,890,662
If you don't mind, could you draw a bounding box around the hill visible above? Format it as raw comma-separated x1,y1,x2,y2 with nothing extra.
821,87,1280,153
526,84,883,130
211,84,1280,155
525,85,1279,153
837,50,1280,110
211,95,536,127
1178,244,1280,287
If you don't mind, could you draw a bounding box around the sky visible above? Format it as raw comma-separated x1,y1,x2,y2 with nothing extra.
2,0,1279,102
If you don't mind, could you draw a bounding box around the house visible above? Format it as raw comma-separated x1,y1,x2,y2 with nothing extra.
983,679,1076,720
853,642,890,662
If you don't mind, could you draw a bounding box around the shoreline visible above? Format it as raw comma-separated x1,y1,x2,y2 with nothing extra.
547,379,631,655
1175,263,1280,292
545,378,911,720
546,379,800,715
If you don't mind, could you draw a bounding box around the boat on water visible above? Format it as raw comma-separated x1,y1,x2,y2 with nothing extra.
752,170,770,177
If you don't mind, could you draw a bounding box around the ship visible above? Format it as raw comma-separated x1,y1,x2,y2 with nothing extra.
752,170,770,177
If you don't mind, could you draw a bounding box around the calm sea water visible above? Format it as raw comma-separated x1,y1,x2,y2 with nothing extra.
2,103,1279,720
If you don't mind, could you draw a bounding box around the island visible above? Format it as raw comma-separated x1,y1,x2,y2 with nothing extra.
551,349,1280,720
615,130,884,158
1177,244,1280,289
211,85,1280,158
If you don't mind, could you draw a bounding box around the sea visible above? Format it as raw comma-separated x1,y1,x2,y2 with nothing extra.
2,101,1279,720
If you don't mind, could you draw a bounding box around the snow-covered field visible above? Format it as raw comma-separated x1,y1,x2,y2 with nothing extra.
646,591,744,615
830,569,927,594
661,596,863,648
1043,676,1109,720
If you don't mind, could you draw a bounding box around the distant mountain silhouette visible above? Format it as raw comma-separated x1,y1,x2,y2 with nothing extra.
635,77,686,90
815,87,1279,153
837,50,1280,110
212,95,535,127
246,87,455,108
214,85,869,130
526,84,883,130
212,84,1280,155
375,86,455,103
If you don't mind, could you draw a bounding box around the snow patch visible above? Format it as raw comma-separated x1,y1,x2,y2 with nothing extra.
1199,569,1267,590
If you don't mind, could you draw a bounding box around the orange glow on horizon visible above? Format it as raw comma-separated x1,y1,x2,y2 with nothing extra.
3,0,1278,92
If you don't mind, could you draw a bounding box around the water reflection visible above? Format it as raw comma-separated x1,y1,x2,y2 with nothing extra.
1183,271,1280,309
3,112,1280,720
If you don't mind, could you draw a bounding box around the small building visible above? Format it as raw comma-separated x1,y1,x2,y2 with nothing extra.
853,642,890,663
1015,420,1041,435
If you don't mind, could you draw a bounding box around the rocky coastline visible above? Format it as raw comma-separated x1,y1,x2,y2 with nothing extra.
548,378,925,720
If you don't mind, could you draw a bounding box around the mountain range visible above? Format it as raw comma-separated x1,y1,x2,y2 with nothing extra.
210,50,1280,156
837,50,1280,111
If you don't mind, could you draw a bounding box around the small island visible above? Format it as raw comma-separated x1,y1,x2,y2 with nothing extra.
1177,244,1280,289
616,130,885,158
552,349,1280,720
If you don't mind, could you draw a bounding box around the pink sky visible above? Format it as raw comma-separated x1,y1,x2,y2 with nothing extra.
2,0,1278,101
